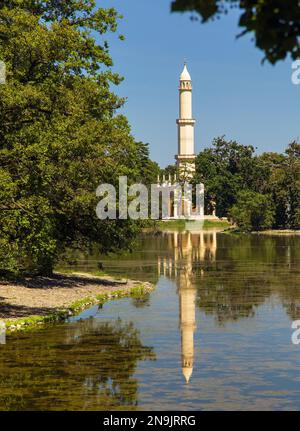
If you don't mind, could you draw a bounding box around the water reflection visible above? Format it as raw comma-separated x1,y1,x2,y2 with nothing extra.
7,230,300,410
178,268,196,383
0,318,155,410
156,230,300,384
58,230,300,390
158,230,218,383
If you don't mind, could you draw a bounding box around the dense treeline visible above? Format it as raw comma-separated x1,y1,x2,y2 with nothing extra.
194,137,300,231
0,1,159,276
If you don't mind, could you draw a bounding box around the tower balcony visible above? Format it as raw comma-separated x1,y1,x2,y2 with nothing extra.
175,154,196,161
179,83,192,90
176,119,195,125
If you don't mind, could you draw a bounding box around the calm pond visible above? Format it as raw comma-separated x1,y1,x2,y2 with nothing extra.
1,230,300,410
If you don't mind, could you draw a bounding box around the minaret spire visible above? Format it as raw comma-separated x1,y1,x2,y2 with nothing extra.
180,63,191,82
176,63,196,180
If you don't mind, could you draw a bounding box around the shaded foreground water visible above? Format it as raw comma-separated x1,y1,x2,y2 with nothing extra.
1,230,300,410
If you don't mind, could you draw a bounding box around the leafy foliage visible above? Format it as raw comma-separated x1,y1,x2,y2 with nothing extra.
0,1,158,275
171,0,300,64
194,136,257,217
194,137,300,231
229,190,275,231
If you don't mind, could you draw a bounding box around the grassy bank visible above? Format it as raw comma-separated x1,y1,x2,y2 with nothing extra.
0,273,154,333
154,219,231,231
252,229,300,235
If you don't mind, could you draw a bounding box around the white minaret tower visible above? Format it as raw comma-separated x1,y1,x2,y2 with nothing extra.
176,63,196,180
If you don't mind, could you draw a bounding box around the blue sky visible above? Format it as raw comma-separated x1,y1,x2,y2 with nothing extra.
100,0,300,168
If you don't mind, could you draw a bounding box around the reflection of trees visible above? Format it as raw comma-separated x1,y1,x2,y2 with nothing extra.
0,318,155,411
158,230,300,325
197,234,300,324
57,236,161,285
196,272,271,324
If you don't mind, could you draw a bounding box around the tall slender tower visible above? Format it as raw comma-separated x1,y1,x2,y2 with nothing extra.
176,63,196,180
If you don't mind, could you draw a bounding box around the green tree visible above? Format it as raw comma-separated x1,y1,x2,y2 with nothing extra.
229,190,275,231
285,141,300,227
0,1,155,276
194,136,256,216
194,137,300,229
255,143,300,228
171,0,300,64
161,164,177,180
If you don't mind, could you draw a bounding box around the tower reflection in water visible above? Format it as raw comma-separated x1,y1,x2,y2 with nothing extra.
157,229,217,383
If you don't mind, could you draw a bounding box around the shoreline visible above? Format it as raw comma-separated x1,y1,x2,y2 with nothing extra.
225,228,300,236
252,229,300,235
0,272,154,333
155,223,300,236
144,219,231,232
